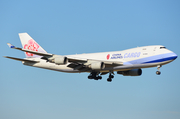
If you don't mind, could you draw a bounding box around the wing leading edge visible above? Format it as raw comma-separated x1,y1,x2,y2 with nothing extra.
7,43,52,57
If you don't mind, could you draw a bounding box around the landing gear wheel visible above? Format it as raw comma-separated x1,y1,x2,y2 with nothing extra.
156,71,161,75
107,78,112,82
94,78,99,80
156,65,161,75
88,72,102,80
107,72,114,82
98,76,102,80
88,76,93,79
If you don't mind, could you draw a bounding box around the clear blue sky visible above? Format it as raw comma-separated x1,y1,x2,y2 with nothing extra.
1,0,180,119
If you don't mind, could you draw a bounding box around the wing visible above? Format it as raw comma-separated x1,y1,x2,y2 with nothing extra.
7,43,52,57
4,56,39,63
7,43,123,71
67,56,123,65
67,56,123,71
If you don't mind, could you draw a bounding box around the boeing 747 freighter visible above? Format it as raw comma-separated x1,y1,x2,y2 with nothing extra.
4,33,178,82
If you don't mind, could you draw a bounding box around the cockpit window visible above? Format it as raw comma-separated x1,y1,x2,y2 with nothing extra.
160,47,166,49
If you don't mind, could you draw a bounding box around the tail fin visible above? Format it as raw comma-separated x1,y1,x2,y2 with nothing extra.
19,33,47,58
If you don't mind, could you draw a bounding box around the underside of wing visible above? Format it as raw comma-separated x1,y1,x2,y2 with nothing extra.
67,62,91,71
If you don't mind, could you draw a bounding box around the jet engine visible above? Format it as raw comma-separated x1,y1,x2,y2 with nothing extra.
90,62,105,70
117,69,142,76
48,55,68,65
54,56,68,65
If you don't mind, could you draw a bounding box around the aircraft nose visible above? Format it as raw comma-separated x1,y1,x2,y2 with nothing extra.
172,52,178,60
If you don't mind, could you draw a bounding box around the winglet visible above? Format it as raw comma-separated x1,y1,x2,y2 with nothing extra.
7,43,15,48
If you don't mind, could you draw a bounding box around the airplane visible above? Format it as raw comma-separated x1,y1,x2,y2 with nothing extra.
4,33,178,82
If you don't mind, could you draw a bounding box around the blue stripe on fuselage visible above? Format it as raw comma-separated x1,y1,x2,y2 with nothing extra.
125,53,177,65
142,56,177,63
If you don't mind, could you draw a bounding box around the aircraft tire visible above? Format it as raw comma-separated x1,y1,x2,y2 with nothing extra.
98,76,102,79
94,78,98,80
107,78,112,82
156,71,161,75
88,76,93,79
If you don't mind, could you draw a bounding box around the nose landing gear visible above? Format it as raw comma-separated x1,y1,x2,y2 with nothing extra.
156,65,161,75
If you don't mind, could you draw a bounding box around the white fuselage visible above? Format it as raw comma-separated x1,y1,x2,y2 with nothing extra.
23,45,177,73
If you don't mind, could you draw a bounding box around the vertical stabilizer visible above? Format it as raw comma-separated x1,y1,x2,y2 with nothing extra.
19,33,47,58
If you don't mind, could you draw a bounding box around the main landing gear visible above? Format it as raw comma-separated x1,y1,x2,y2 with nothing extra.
107,72,114,82
88,72,102,80
88,71,115,82
156,65,161,75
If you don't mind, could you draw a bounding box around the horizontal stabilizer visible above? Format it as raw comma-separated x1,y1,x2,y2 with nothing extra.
4,56,39,63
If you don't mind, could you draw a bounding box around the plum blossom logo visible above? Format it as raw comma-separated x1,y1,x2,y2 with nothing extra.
107,54,110,60
24,39,39,56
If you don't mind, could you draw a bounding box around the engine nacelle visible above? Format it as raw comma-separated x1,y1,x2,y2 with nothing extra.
48,55,68,65
90,62,105,70
54,56,68,65
117,69,142,76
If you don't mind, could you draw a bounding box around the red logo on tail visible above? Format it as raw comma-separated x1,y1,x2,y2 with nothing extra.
24,39,39,56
